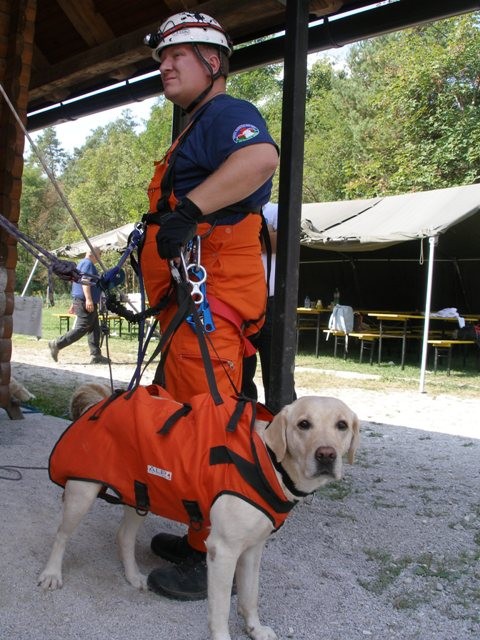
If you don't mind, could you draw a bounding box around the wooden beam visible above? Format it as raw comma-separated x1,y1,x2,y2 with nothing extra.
56,0,114,46
28,0,284,102
29,24,155,100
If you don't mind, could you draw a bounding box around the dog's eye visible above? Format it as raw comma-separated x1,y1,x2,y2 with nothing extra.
297,419,312,430
336,420,348,431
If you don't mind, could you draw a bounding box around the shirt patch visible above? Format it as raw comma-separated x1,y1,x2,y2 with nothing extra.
233,124,260,144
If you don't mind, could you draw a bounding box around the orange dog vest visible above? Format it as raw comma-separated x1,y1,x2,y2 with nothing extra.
49,386,295,536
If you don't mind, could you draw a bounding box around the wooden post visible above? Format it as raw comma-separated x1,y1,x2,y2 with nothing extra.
0,0,36,418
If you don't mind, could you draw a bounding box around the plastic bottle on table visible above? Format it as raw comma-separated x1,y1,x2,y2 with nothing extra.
304,295,311,309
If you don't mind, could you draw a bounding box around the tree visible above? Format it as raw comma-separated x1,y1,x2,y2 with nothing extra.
61,112,150,242
19,129,72,294
339,14,480,196
303,59,353,202
29,127,69,178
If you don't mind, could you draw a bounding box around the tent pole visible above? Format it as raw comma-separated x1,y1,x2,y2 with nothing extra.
419,236,437,393
21,258,39,296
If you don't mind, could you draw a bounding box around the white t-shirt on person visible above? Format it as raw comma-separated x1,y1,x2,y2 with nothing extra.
261,202,278,295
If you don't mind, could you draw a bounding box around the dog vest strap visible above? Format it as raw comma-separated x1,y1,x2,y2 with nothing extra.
209,446,295,514
157,404,192,435
87,388,125,420
265,445,311,498
182,500,204,531
225,398,249,433
134,480,150,513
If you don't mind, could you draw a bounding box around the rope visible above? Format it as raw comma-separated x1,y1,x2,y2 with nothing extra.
0,212,82,282
0,82,107,272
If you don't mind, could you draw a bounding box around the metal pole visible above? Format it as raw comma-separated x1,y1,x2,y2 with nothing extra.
20,258,39,296
419,236,437,393
269,0,309,412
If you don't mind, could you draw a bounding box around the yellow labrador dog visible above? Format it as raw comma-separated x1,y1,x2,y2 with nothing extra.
39,383,359,640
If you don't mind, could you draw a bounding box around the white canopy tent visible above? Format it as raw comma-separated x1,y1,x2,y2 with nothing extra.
300,184,480,251
300,184,480,391
53,223,136,257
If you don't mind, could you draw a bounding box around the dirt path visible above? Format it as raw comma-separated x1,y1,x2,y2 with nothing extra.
1,345,479,639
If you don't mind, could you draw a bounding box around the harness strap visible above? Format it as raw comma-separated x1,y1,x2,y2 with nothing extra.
137,281,223,405
87,388,125,420
134,480,150,513
182,500,204,531
225,398,249,433
157,404,192,435
208,295,257,357
209,445,295,514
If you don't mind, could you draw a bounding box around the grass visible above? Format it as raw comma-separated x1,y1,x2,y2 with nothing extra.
11,298,480,418
295,332,480,397
359,547,480,617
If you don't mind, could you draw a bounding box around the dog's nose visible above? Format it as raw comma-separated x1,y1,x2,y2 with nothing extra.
315,446,337,462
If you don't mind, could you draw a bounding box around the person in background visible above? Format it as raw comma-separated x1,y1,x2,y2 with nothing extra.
140,12,279,600
48,248,109,365
242,201,277,406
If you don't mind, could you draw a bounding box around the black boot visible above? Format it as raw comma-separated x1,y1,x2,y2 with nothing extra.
148,557,207,601
150,533,206,564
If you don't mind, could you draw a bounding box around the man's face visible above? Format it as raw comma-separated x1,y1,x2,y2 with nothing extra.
158,44,214,109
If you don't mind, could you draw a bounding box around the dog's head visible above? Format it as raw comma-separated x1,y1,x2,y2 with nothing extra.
264,396,359,495
69,382,111,420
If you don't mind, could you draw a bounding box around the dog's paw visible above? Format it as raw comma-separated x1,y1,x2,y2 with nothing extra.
247,625,277,640
38,571,63,591
126,572,148,590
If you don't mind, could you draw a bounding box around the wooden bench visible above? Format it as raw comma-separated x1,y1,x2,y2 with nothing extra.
427,339,476,375
349,332,380,364
53,313,124,337
323,329,349,359
53,313,75,334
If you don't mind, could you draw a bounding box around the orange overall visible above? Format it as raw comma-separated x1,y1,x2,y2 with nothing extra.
49,386,295,551
140,123,266,404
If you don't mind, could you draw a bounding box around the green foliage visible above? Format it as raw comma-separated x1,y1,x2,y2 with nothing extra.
16,11,480,293
341,14,480,195
61,113,149,241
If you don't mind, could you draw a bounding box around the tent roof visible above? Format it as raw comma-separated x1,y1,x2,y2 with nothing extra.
54,223,135,257
300,184,480,252
55,184,480,258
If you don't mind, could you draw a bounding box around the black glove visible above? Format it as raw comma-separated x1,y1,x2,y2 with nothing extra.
156,197,203,259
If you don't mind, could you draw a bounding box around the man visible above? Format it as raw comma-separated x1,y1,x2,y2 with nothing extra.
48,248,109,365
140,12,279,600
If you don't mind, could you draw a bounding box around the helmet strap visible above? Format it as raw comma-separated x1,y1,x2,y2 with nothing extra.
184,44,222,114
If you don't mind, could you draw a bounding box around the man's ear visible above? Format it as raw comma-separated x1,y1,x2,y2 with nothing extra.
207,50,221,76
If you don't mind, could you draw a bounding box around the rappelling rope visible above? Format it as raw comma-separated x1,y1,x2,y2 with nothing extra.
0,82,107,272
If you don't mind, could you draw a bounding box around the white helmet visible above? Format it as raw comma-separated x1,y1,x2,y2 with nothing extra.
144,12,232,62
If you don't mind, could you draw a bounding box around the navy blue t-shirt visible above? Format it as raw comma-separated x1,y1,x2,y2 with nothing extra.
71,258,101,304
172,94,278,210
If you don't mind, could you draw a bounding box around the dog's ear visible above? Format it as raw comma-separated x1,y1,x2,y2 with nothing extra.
264,406,289,462
347,414,360,464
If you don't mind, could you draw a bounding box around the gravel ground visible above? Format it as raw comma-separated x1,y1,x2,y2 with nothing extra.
1,349,479,640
